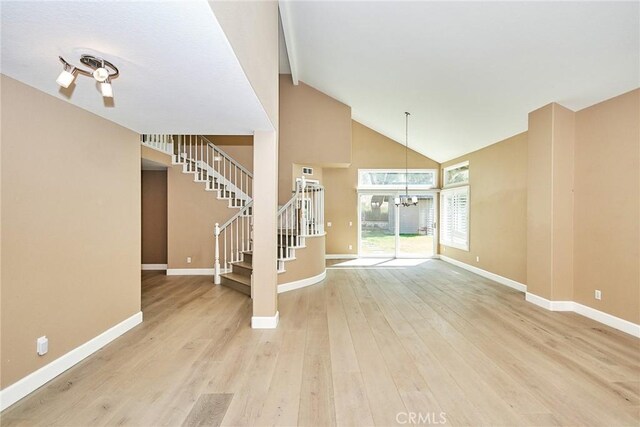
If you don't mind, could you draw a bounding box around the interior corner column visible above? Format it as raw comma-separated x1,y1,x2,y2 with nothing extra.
251,130,279,328
526,103,575,305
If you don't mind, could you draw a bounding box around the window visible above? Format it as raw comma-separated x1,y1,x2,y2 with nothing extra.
440,186,469,251
443,161,469,187
358,169,437,190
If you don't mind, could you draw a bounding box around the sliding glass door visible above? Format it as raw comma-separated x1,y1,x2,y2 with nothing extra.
397,196,436,258
359,194,395,257
358,192,437,258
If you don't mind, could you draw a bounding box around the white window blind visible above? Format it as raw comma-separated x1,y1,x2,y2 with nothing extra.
440,186,469,251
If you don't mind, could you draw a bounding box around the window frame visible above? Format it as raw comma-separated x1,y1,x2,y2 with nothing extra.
357,168,439,190
442,161,469,188
439,185,470,251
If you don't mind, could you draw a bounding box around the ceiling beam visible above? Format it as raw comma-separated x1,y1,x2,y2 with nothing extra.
278,1,299,85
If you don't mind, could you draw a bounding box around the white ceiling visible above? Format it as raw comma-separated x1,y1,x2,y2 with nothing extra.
279,13,292,75
1,0,273,135
281,1,640,162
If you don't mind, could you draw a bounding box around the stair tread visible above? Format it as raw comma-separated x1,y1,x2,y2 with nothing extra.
230,261,253,270
220,272,251,286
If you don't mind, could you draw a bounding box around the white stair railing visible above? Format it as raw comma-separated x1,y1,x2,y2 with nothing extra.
213,176,325,284
297,177,325,237
214,201,253,284
174,135,253,206
277,177,325,263
277,193,300,262
141,134,173,155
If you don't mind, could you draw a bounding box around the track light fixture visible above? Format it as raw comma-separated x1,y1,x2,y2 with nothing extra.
56,55,119,98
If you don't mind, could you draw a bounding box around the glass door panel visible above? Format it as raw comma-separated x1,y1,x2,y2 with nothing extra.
397,196,435,258
359,194,395,257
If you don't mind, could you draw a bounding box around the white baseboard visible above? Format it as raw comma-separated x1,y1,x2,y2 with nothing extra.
141,264,167,270
252,311,279,329
278,270,326,293
525,292,573,311
573,302,640,338
525,293,640,338
439,255,527,293
325,254,358,260
438,256,639,337
166,268,215,276
0,311,143,412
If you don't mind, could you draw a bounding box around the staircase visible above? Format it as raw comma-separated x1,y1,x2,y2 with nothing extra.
142,134,324,297
214,177,325,296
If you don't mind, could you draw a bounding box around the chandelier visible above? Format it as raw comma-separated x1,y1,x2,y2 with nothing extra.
394,111,418,207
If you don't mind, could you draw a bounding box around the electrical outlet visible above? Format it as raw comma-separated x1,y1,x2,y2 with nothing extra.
595,290,602,300
327,222,332,227
476,256,480,262
187,257,192,264
348,245,353,250
349,221,353,227
37,336,48,356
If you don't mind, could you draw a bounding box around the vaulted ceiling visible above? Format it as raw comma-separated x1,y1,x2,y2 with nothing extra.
279,1,640,162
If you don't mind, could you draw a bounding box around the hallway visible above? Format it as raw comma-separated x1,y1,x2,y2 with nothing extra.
2,262,638,426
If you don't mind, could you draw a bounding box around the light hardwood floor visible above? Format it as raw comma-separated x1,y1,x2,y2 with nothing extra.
2,260,639,426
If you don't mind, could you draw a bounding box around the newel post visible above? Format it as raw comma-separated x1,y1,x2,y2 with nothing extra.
214,223,221,284
299,176,307,236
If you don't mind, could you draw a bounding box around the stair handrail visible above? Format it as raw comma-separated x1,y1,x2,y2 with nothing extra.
214,201,253,284
174,135,253,204
199,136,253,178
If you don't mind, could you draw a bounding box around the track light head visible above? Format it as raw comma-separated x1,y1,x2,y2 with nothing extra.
56,68,76,88
100,80,113,98
93,67,110,83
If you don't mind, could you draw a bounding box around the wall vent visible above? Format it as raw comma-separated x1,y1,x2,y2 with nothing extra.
302,167,313,175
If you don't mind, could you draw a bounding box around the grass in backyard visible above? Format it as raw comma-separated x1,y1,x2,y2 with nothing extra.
361,228,433,255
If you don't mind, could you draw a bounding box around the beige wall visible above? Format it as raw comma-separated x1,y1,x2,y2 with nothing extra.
279,75,352,203
278,235,326,285
204,136,254,172
1,75,141,388
142,171,168,265
551,105,575,301
440,132,528,284
526,104,576,300
324,121,439,256
167,164,240,270
292,163,323,186
209,0,279,129
526,105,554,297
574,89,639,323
